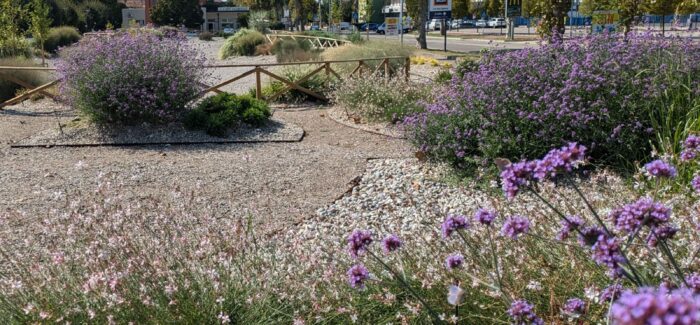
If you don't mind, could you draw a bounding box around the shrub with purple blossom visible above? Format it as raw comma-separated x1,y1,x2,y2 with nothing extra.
611,288,700,325
403,33,700,172
643,160,677,179
508,299,544,325
562,298,586,316
501,216,531,239
57,31,208,124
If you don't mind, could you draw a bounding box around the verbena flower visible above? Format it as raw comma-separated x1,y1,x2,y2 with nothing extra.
577,226,605,247
556,215,585,241
508,299,543,325
692,175,700,192
347,230,373,258
441,214,470,239
599,284,624,304
681,135,700,161
347,264,370,289
686,273,700,294
643,160,677,178
501,216,530,240
562,298,586,316
591,235,626,278
381,235,402,254
474,208,497,226
500,161,536,199
609,197,671,233
444,253,464,270
533,143,587,180
646,225,678,248
611,287,700,325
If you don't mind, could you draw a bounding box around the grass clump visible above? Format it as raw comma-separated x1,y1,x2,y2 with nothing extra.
219,29,266,59
322,41,414,74
271,38,319,63
259,66,330,103
0,57,49,102
332,76,432,123
43,26,81,53
185,92,271,137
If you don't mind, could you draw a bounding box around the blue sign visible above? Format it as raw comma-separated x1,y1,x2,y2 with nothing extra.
430,11,451,19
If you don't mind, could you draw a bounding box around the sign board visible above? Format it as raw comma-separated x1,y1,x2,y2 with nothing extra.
385,17,399,35
429,0,452,13
429,11,451,19
592,10,618,33
507,0,521,17
217,6,249,12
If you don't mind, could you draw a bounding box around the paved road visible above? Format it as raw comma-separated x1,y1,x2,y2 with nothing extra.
367,33,535,53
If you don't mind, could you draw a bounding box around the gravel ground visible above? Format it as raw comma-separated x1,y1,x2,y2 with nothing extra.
0,99,411,232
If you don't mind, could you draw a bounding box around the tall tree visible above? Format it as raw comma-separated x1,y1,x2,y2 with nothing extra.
487,0,502,16
29,0,51,65
530,0,571,37
644,0,681,35
150,0,204,28
406,0,427,48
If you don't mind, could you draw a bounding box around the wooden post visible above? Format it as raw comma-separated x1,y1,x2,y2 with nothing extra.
324,62,330,86
255,66,262,99
405,57,410,82
384,59,389,79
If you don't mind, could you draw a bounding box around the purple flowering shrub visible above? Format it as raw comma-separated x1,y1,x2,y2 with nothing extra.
403,33,700,171
344,143,700,323
57,31,208,124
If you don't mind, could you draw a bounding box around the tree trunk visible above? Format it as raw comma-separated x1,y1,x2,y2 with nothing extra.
661,15,665,35
417,0,428,49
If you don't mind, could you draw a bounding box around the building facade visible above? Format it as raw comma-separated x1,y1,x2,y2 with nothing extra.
121,0,249,31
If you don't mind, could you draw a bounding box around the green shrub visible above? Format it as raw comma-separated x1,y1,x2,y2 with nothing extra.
0,36,32,58
259,66,330,103
219,29,266,58
322,41,413,74
198,31,214,41
271,38,319,62
332,76,432,123
248,11,270,33
346,31,364,44
43,26,81,53
0,57,49,102
434,68,452,84
453,57,479,78
185,93,272,136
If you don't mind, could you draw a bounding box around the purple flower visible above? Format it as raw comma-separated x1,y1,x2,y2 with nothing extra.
445,253,464,270
381,234,402,254
441,214,470,239
347,264,370,289
577,226,605,247
591,234,626,278
500,161,536,199
609,197,672,233
562,298,586,316
646,225,678,248
533,143,587,180
474,208,497,226
508,299,544,325
686,273,700,294
556,215,585,241
643,160,677,178
692,175,700,192
681,135,700,161
611,287,700,325
347,230,373,258
501,216,530,239
600,284,624,304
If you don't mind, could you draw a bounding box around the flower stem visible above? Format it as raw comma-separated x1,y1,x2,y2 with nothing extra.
366,250,444,324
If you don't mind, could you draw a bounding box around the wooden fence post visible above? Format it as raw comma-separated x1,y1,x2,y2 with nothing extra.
255,66,262,99
405,57,410,82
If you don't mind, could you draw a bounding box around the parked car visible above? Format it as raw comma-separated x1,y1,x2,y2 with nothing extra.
339,22,352,30
461,19,476,27
222,27,235,34
311,23,320,30
450,19,462,28
487,17,506,28
359,23,379,31
428,19,442,30
475,19,487,27
377,22,409,34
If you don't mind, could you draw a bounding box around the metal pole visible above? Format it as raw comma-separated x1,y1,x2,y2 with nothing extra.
400,0,404,45
443,18,447,51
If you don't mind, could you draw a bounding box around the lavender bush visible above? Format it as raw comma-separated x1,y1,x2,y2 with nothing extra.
403,33,700,171
57,31,208,124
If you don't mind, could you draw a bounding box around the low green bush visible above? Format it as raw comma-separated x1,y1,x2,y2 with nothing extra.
434,68,452,84
198,31,214,41
0,57,49,102
453,57,479,78
259,66,330,103
185,93,271,136
219,29,266,58
346,31,364,44
0,36,32,58
332,76,432,123
271,38,319,62
43,26,81,53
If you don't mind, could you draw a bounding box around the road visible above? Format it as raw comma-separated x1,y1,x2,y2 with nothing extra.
367,32,535,53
